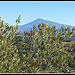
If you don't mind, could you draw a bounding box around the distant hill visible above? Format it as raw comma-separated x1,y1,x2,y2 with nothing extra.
17,18,75,33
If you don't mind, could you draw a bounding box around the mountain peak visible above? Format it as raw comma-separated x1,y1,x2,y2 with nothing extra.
36,18,44,20
17,18,75,33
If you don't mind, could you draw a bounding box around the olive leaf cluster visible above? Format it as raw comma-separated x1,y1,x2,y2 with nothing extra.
19,23,75,73
0,15,21,73
0,15,75,73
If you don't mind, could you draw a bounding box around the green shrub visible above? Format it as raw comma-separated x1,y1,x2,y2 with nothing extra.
0,15,21,73
0,15,75,73
19,23,75,73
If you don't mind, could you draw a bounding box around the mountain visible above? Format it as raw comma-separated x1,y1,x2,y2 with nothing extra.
17,18,75,33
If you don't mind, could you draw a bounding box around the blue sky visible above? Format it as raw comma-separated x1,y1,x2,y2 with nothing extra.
0,1,75,26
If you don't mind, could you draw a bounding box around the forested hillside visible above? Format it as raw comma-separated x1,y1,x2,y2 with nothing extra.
0,15,75,73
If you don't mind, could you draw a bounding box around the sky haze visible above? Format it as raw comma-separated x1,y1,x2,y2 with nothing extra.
0,1,75,26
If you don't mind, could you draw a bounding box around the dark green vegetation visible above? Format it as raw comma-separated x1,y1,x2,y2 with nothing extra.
0,15,75,73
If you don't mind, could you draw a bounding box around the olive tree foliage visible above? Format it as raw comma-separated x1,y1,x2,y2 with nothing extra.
0,15,75,73
0,15,21,73
19,23,75,73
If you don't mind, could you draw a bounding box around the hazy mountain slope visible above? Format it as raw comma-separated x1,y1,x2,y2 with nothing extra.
17,18,75,33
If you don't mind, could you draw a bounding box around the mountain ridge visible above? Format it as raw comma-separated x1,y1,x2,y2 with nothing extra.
17,18,75,33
